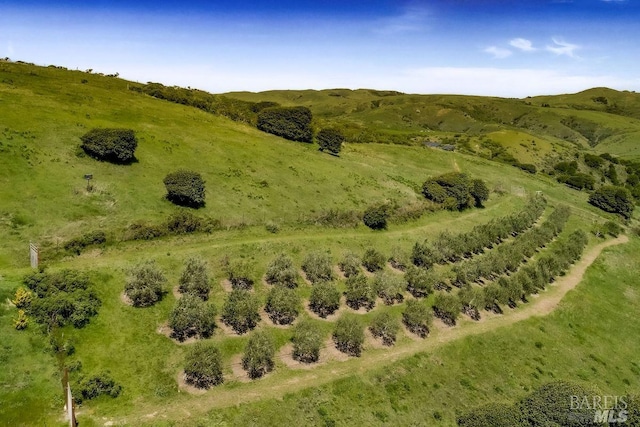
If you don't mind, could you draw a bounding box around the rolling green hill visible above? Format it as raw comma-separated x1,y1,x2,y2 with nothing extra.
1,60,639,427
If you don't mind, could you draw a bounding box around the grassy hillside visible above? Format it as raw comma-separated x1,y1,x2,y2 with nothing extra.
1,60,638,427
226,87,640,161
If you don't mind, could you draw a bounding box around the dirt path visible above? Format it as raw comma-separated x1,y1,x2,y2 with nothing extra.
108,235,629,426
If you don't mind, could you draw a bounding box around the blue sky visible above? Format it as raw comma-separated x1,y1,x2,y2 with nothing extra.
1,0,638,97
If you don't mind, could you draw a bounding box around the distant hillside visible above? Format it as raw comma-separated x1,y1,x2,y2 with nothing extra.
226,87,640,161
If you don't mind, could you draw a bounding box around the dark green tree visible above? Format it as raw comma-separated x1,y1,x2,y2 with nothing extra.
362,247,386,272
163,170,206,208
257,106,313,142
588,185,634,219
316,128,344,154
80,128,137,164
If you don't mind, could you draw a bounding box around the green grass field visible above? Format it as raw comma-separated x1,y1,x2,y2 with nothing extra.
1,61,639,427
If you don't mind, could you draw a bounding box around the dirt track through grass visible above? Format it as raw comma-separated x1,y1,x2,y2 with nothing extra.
103,235,629,426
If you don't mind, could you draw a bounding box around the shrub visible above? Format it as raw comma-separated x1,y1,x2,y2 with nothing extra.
12,287,32,309
124,261,166,307
242,330,275,379
457,403,527,427
227,259,255,290
75,372,122,403
388,246,410,271
518,381,598,427
402,299,433,338
265,285,300,325
184,342,224,388
163,170,206,208
168,293,217,341
458,285,485,321
557,173,595,190
515,163,537,174
432,293,461,326
584,153,605,169
589,185,635,219
369,311,400,346
344,274,376,311
265,254,298,288
338,251,361,278
13,309,28,330
24,269,101,328
292,319,324,363
316,128,344,154
80,128,137,164
362,248,385,272
421,172,484,211
301,251,334,284
372,271,404,305
166,211,202,234
333,314,365,357
470,179,489,207
362,205,388,230
221,289,260,334
257,106,313,142
124,222,167,240
178,257,211,300
404,265,434,298
411,241,435,269
64,230,107,255
309,282,341,318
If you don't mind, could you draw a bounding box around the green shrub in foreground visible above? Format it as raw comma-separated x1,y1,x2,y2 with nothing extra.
242,330,275,379
292,319,324,363
178,257,211,300
169,293,217,341
163,170,206,208
369,311,400,346
124,261,167,307
265,285,300,325
221,289,260,334
184,343,224,388
80,128,137,164
75,371,122,404
309,282,341,318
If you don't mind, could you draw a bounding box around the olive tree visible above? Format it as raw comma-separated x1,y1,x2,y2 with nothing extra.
178,257,210,300
169,293,217,341
265,285,300,325
309,282,341,318
301,251,334,284
292,319,324,363
242,330,275,379
184,342,224,388
124,260,167,307
402,299,433,338
344,274,376,311
221,289,260,334
369,311,400,346
265,253,298,288
333,314,365,357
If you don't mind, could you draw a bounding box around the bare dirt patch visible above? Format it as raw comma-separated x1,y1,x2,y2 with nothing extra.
172,286,182,300
323,336,350,362
386,262,405,275
215,316,247,337
229,354,251,383
156,322,199,345
364,328,389,350
220,279,233,293
120,291,133,306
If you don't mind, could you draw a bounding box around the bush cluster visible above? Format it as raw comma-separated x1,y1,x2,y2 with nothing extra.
257,106,313,142
74,372,122,403
316,128,344,154
588,185,634,219
421,172,489,210
80,128,137,164
23,269,101,329
362,205,388,230
64,230,107,255
163,170,206,208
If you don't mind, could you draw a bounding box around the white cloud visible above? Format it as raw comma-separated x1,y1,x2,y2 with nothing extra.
509,38,536,52
484,46,512,59
546,38,580,58
374,6,431,35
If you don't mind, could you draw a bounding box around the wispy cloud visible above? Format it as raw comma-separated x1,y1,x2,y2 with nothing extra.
374,6,430,35
484,46,512,59
509,38,536,52
546,38,580,58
